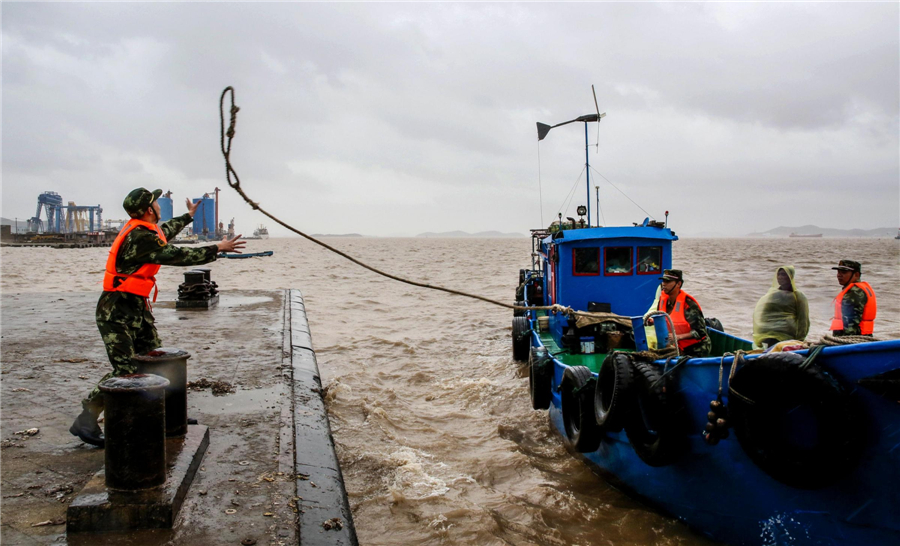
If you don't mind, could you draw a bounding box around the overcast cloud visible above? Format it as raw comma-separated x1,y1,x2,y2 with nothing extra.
2,2,898,236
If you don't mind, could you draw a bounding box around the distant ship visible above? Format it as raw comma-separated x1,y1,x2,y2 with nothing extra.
788,232,822,238
246,224,269,240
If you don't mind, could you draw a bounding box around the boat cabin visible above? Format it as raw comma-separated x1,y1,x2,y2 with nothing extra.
531,221,678,355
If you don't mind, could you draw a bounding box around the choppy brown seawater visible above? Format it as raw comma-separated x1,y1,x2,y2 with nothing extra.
3,236,898,545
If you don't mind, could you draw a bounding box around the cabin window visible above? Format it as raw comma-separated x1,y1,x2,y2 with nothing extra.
636,247,662,275
572,247,600,276
604,247,633,276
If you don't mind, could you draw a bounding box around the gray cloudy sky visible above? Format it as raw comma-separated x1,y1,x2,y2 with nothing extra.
2,2,898,237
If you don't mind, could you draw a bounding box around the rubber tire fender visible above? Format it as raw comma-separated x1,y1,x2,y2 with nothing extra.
728,351,864,489
514,300,527,318
528,347,552,410
519,269,527,285
512,317,531,362
561,366,602,452
594,352,635,432
625,361,686,467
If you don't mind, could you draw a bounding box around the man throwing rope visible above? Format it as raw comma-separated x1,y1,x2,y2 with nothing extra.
70,188,245,447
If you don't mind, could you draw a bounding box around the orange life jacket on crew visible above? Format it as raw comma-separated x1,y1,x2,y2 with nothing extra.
658,290,702,351
102,219,167,301
831,281,877,335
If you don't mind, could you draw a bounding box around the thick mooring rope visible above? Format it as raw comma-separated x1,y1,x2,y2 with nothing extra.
219,87,602,319
817,334,883,346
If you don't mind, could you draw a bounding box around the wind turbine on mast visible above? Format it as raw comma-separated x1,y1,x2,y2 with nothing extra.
536,85,606,227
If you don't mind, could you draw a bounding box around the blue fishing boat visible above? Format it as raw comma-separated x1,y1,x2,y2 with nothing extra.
514,92,900,546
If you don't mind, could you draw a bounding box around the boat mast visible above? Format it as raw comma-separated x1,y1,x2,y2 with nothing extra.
585,122,591,226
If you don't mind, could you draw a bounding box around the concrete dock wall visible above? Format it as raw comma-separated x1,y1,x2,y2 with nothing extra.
286,290,359,546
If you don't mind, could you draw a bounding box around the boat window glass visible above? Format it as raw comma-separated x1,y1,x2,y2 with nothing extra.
604,247,633,276
636,247,662,275
573,247,600,276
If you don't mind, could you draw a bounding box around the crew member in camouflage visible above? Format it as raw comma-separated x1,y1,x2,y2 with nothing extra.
70,187,245,447
658,269,711,358
831,260,873,336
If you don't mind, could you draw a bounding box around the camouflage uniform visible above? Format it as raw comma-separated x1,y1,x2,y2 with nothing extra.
85,212,218,407
663,294,711,358
835,285,868,336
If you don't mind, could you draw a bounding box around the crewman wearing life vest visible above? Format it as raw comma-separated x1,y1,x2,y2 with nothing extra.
70,188,246,447
831,259,877,337
657,269,711,357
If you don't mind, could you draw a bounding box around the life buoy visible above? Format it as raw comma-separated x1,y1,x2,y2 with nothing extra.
561,366,601,452
529,347,552,410
512,317,531,362
594,352,634,432
625,361,686,466
729,351,863,489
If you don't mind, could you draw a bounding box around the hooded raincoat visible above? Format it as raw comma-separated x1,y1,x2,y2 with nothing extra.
752,265,810,347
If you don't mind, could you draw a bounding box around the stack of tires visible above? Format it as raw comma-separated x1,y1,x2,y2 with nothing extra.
526,351,686,466
527,349,864,486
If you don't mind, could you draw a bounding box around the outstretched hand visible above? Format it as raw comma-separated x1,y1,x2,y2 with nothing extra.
186,198,200,217
217,234,246,254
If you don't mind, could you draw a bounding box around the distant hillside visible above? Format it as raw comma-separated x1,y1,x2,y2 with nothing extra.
416,230,525,238
748,225,896,238
0,217,28,233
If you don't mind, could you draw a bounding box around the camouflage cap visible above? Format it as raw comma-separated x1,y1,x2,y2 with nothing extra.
831,259,861,273
660,269,683,282
123,188,162,216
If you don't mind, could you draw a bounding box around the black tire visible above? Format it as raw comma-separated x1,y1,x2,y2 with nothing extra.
514,300,527,317
625,361,686,466
529,347,552,410
519,269,527,285
729,352,863,489
561,366,602,452
594,353,634,432
512,317,531,362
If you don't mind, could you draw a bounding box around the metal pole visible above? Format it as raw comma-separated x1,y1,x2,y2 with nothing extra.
584,122,591,227
595,186,600,227
14,218,17,242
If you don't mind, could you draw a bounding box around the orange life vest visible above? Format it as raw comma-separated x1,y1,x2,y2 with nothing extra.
102,219,167,301
831,282,876,335
658,290,702,351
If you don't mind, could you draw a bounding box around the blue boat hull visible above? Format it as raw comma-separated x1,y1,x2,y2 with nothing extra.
539,335,900,546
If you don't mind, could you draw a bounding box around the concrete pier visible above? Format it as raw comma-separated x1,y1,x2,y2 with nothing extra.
1,289,357,545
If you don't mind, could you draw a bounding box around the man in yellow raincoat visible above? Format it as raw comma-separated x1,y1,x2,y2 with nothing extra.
752,265,810,348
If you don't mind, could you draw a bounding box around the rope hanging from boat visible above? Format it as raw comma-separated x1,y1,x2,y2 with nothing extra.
218,86,601,319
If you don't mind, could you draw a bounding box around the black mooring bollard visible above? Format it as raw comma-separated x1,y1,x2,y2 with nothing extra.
99,374,169,491
133,348,191,437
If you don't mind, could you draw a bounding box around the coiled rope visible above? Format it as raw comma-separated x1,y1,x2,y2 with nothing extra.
219,86,601,319
817,334,883,346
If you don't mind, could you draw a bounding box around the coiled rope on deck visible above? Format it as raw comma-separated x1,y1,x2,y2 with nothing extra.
219,86,601,319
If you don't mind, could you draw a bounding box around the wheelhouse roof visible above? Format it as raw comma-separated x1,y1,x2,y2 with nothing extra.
542,225,678,245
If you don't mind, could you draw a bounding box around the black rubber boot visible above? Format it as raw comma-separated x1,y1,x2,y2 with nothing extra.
70,401,105,448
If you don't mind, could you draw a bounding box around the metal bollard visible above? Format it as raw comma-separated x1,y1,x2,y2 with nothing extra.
100,374,169,491
133,348,191,437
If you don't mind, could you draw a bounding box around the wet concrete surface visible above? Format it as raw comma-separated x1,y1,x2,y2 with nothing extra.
1,290,299,545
